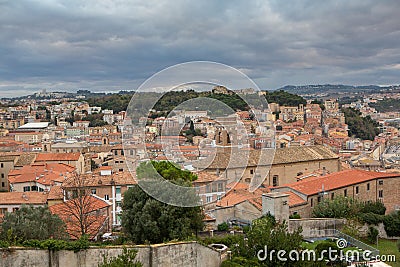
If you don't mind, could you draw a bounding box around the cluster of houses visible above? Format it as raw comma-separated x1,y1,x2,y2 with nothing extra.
0,91,400,240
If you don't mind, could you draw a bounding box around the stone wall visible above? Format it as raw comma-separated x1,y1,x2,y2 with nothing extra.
0,241,221,267
289,218,346,238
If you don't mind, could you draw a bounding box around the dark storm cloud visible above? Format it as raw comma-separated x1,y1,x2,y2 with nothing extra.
0,0,399,96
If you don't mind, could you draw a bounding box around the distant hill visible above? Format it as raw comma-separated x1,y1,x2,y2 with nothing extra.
278,84,393,95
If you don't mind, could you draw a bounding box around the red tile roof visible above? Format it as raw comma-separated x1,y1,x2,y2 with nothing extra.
47,185,63,200
35,152,81,162
8,163,75,186
216,183,269,211
283,191,307,207
276,169,399,196
0,192,48,205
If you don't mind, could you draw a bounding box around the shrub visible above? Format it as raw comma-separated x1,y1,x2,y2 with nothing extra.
242,225,250,234
315,241,339,258
220,260,243,267
358,212,384,225
367,227,378,244
383,211,400,237
289,214,301,219
360,201,386,215
218,222,229,231
221,256,260,267
397,239,400,252
312,196,360,218
0,240,9,248
98,247,142,267
21,235,90,252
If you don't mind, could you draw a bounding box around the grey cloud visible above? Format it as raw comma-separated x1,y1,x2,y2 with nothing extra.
0,0,399,96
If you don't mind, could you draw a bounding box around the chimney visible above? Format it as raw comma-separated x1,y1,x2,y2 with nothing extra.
262,192,290,223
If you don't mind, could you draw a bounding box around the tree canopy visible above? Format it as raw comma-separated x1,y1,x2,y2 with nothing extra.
227,215,305,266
0,205,68,242
122,161,203,244
264,90,306,107
342,107,379,140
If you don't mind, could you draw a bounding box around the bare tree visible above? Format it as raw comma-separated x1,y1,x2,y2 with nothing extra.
57,173,109,239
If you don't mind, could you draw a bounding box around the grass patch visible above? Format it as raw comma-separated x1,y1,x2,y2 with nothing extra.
370,239,400,267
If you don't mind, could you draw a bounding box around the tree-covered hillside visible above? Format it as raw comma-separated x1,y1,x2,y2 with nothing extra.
369,98,400,113
87,90,307,116
342,107,379,140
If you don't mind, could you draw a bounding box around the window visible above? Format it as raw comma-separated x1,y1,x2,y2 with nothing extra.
23,186,30,192
344,189,347,197
378,180,384,185
1,173,4,178
104,195,109,200
31,186,38,191
114,150,118,156
1,163,3,168
355,186,359,194
250,169,254,175
91,189,97,195
310,198,313,207
39,187,44,192
272,175,279,187
206,196,212,203
130,150,134,156
119,169,123,172
378,190,383,198
218,183,223,192
0,208,7,215
1,182,4,187
317,196,321,203
205,184,211,193
116,186,121,194
217,195,222,201
331,192,334,200
367,183,370,191
212,184,217,193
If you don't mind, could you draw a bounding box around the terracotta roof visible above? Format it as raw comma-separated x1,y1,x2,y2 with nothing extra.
283,191,307,207
8,163,75,186
0,192,48,205
154,155,168,161
98,166,112,170
62,171,137,188
275,169,399,196
89,145,113,153
216,183,269,211
193,145,338,169
193,171,227,184
35,152,81,162
15,153,37,166
47,186,63,200
0,152,23,161
203,213,216,221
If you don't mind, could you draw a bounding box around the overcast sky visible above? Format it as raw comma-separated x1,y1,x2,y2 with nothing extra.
0,0,399,97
